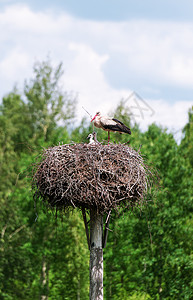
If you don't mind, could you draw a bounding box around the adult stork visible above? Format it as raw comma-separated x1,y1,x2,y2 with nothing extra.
91,112,131,143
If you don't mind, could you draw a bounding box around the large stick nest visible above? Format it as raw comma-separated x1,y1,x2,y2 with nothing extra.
32,143,152,214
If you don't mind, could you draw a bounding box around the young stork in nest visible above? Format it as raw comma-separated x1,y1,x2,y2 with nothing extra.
87,132,99,145
91,112,131,143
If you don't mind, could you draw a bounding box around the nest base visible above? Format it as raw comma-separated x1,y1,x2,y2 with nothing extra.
33,143,149,214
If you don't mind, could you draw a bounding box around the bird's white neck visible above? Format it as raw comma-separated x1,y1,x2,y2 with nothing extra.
89,136,95,144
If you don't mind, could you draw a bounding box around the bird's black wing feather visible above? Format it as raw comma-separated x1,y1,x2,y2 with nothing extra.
103,121,131,134
102,124,117,130
112,118,124,125
112,118,131,134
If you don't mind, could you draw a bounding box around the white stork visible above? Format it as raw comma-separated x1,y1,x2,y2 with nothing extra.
87,132,99,145
91,112,131,143
87,133,95,144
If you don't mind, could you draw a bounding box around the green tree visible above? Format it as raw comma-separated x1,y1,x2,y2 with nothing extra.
24,59,76,147
104,117,193,299
0,59,81,299
180,106,193,167
1,75,193,300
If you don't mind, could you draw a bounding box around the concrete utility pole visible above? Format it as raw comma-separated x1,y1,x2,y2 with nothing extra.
89,208,103,300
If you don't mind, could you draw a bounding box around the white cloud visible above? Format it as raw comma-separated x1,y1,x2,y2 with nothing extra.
0,47,30,79
142,99,191,130
65,42,119,117
0,4,72,34
115,21,193,88
0,4,192,138
0,46,32,95
143,99,191,143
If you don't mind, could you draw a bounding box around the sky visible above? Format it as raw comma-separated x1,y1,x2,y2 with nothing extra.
0,0,193,141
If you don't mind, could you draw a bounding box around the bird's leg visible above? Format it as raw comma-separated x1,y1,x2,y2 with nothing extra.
108,131,110,145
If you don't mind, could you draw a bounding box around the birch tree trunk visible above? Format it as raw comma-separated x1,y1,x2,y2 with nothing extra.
89,208,103,300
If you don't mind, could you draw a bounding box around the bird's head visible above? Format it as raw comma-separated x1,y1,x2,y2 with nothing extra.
87,133,93,139
91,112,101,122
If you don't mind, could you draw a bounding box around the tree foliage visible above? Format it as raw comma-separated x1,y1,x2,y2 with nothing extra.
0,59,193,299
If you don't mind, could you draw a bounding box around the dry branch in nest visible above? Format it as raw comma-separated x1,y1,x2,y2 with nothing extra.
32,143,152,214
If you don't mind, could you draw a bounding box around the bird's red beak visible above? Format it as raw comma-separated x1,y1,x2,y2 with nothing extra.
91,114,97,122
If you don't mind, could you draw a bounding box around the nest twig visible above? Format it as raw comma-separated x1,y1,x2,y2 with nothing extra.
32,143,152,214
